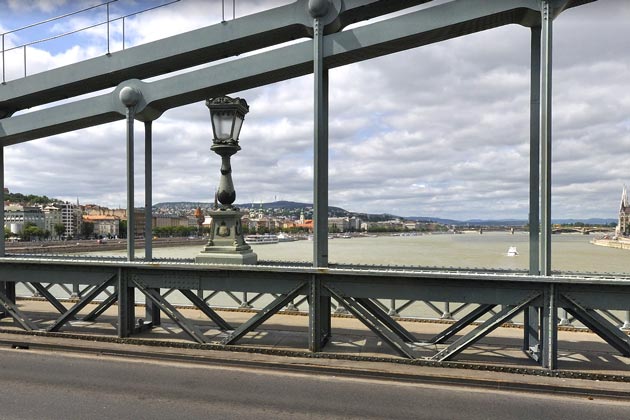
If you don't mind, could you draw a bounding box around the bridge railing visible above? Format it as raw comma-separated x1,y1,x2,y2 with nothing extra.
15,272,630,331
1,0,183,84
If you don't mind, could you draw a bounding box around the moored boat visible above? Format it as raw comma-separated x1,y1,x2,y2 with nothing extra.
245,234,279,245
277,232,296,242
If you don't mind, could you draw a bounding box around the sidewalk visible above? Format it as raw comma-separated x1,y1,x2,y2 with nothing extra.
1,298,629,398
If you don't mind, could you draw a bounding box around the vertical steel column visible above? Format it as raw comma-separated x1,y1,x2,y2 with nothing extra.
71,284,80,298
126,108,135,261
143,120,160,325
529,26,541,275
308,2,332,350
120,87,141,261
144,121,153,261
312,14,329,268
539,0,557,370
117,268,135,337
0,145,4,257
525,26,542,356
2,34,5,84
106,2,110,55
309,274,331,352
539,1,553,276
542,283,558,369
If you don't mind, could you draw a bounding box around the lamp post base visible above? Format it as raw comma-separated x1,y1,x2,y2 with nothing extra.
195,209,257,265
195,249,257,265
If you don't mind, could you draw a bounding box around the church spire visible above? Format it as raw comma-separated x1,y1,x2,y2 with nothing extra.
621,185,628,210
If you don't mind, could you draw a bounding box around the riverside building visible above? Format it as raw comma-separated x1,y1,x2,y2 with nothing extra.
618,186,630,237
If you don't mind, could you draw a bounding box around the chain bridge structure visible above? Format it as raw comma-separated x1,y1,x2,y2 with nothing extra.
0,0,628,372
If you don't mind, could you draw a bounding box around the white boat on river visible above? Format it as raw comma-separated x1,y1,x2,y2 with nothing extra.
245,234,279,245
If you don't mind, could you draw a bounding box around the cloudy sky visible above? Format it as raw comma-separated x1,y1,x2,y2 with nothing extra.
1,0,629,220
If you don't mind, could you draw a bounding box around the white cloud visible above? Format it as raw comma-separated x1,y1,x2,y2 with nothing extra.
6,0,68,13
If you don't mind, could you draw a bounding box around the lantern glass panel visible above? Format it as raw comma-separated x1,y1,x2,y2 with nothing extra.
233,114,244,140
212,111,233,140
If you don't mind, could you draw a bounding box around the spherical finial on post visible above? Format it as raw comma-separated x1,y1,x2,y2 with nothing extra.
308,0,330,17
119,86,142,107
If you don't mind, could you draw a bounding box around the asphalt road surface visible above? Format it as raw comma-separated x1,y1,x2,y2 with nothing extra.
0,348,629,420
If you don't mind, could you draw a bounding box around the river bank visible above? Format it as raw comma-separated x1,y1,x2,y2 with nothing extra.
590,237,630,251
5,237,207,254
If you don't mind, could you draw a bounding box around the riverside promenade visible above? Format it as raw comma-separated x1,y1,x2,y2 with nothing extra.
2,298,629,399
591,237,630,251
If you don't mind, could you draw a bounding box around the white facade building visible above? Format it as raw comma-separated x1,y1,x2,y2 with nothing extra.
59,202,82,239
43,205,63,238
3,205,45,234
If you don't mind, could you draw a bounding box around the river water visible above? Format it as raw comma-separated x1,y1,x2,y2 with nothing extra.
85,232,629,274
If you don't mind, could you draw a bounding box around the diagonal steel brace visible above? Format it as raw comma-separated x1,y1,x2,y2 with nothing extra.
223,283,307,345
326,285,416,359
431,294,540,361
82,293,118,322
47,276,117,332
560,294,630,357
179,289,232,331
29,282,68,314
133,281,208,344
427,303,495,344
355,298,417,343
0,288,38,331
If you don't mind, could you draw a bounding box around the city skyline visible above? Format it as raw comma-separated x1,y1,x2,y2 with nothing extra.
1,0,629,220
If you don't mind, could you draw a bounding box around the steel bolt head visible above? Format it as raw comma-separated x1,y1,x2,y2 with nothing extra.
119,86,141,107
308,0,329,17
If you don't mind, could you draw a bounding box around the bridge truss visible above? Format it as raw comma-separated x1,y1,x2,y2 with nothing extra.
1,0,628,371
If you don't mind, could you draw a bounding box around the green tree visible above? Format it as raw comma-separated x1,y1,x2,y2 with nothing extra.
119,220,127,238
20,222,45,241
54,223,66,239
80,222,95,239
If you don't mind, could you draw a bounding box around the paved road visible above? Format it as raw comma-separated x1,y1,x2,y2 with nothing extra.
0,348,629,420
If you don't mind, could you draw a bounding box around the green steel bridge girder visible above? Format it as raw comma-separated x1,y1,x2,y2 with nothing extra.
0,0,595,145
0,0,432,118
0,258,629,367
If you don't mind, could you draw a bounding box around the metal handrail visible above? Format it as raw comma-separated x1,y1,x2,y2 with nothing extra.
1,0,181,83
1,0,118,36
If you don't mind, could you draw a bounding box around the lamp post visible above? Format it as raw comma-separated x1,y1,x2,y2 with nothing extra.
195,96,257,265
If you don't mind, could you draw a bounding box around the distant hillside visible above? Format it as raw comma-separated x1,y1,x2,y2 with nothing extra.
5,191,63,205
153,201,616,226
154,201,381,219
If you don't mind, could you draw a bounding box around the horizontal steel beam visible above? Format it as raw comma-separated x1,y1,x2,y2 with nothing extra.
0,0,431,117
0,0,595,146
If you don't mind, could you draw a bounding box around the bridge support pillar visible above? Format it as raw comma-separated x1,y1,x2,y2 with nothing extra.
539,0,553,276
542,284,558,369
144,120,153,261
312,12,329,268
120,86,142,262
118,269,135,338
309,275,331,352
529,25,541,275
